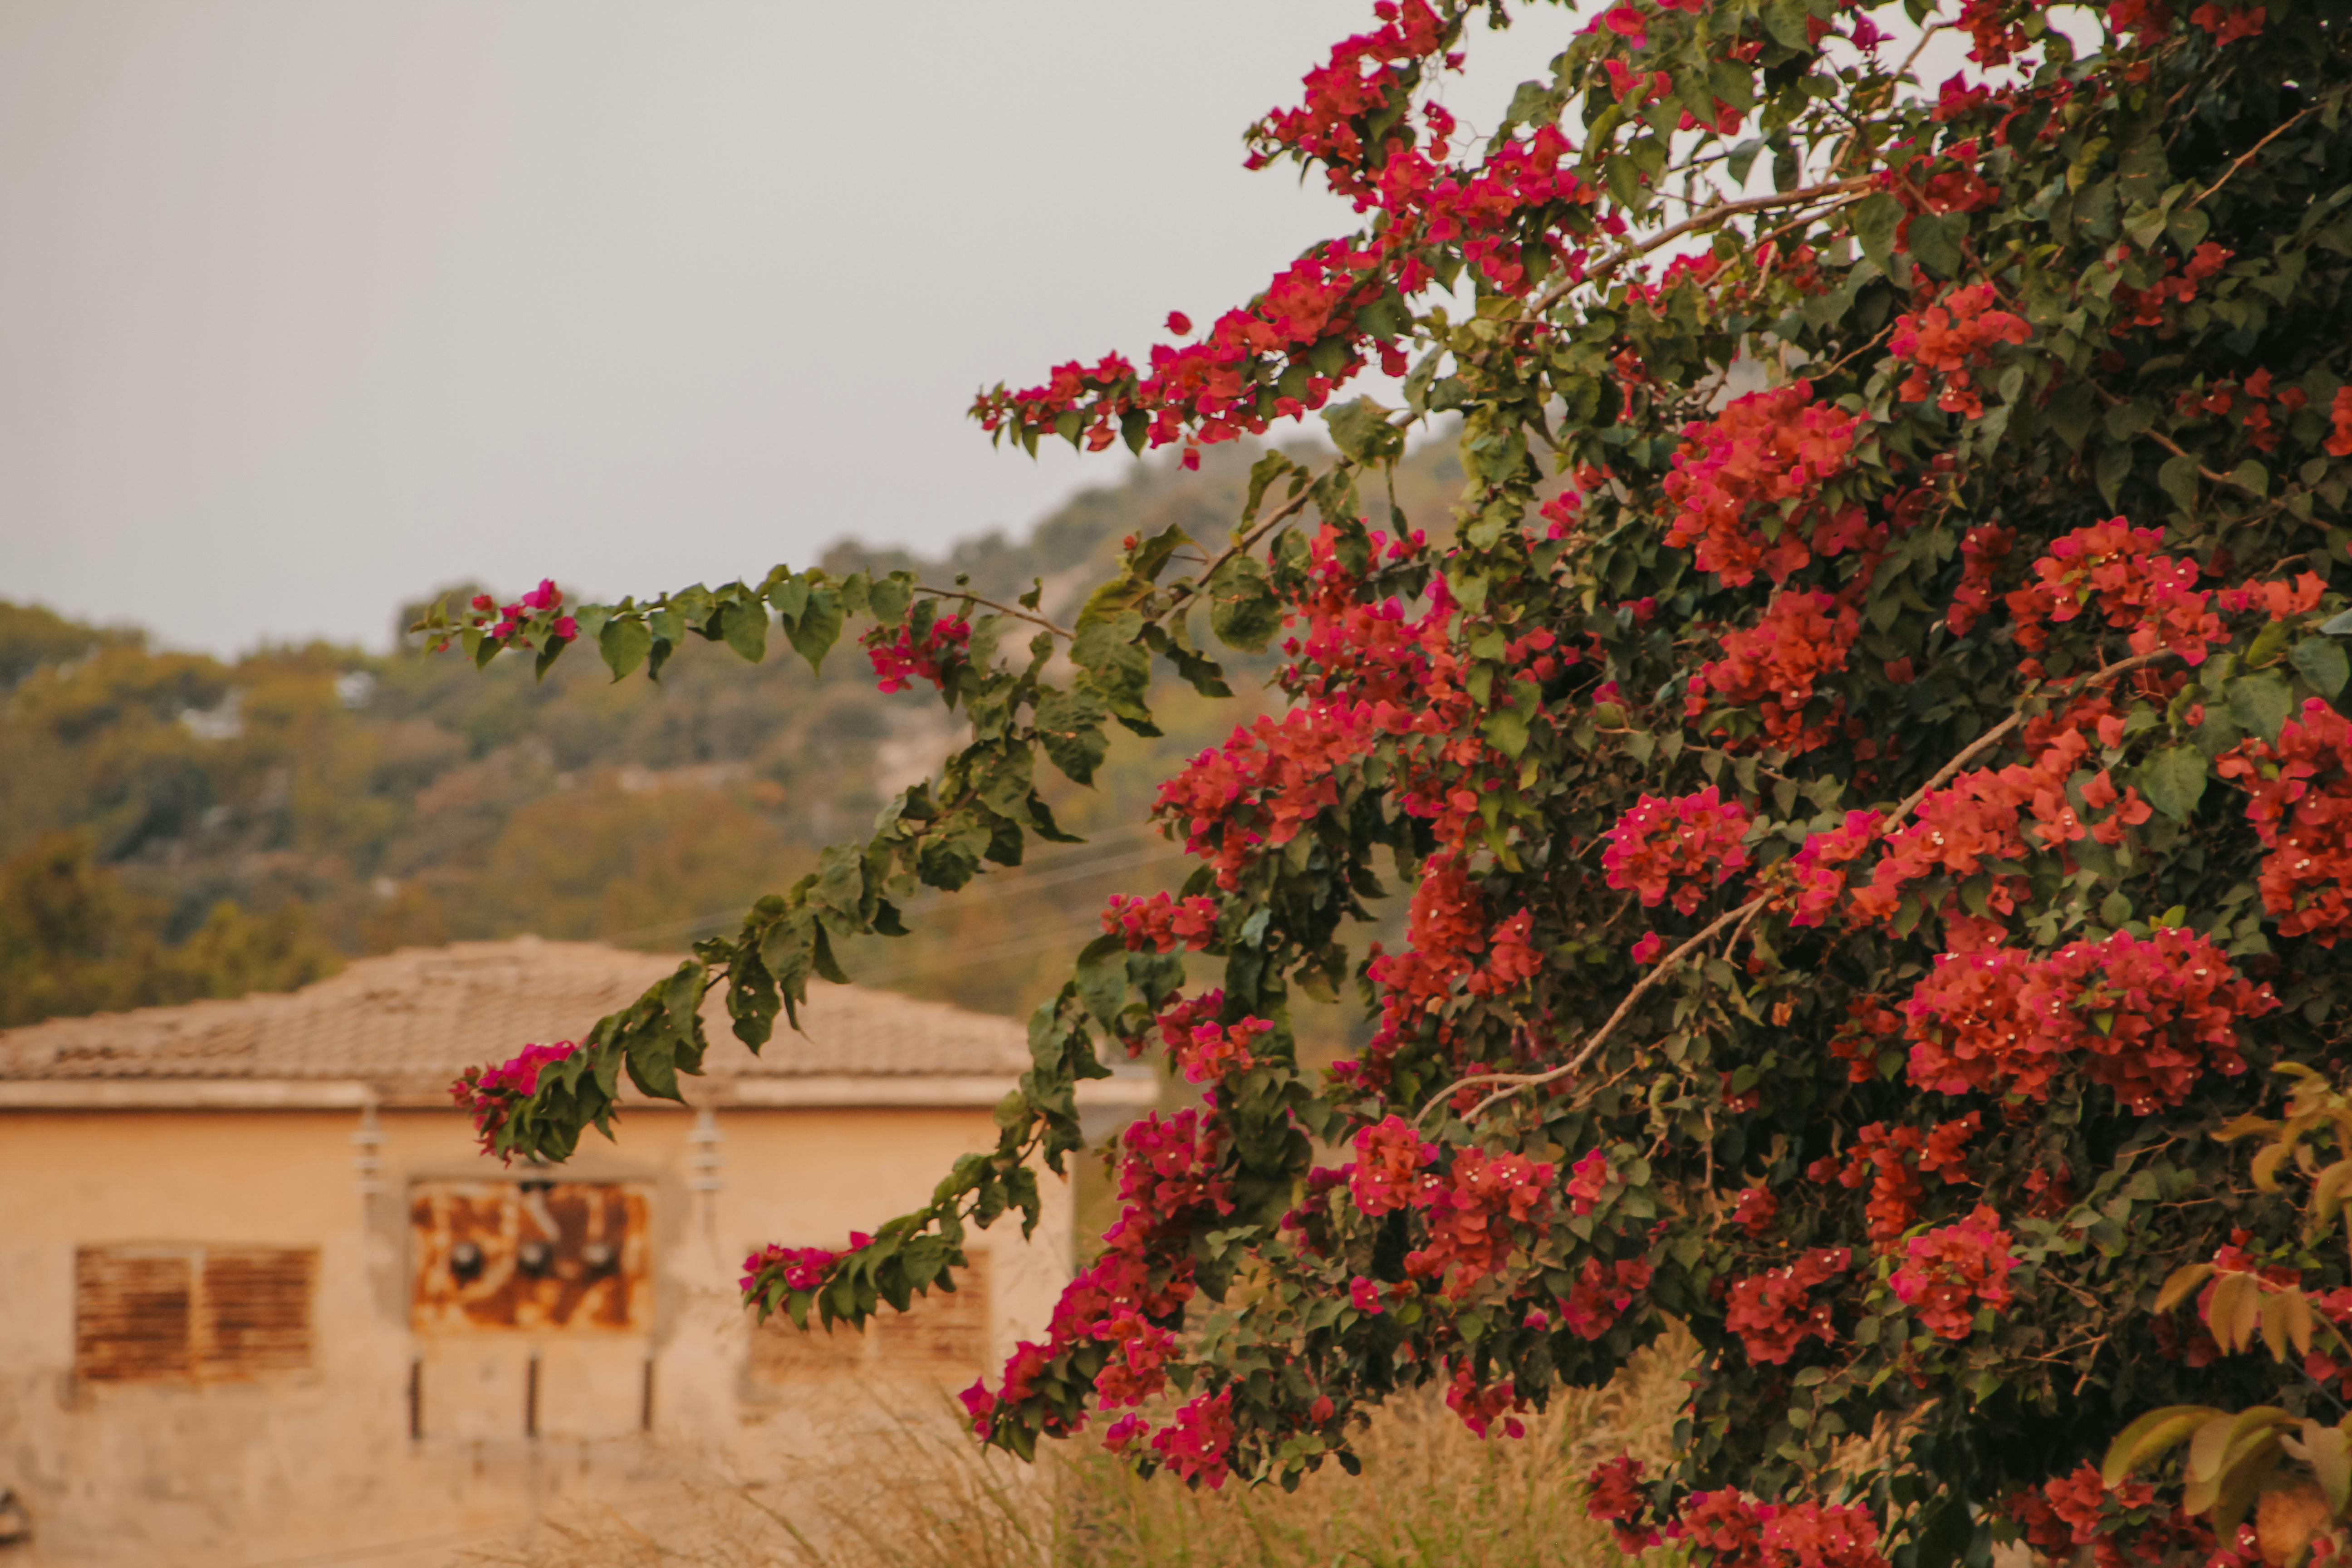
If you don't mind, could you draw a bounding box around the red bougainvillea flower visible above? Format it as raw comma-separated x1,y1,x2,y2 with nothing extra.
1562,1255,1655,1340
1904,928,2273,1112
1891,1205,2016,1339
1890,282,2031,417
2005,519,2221,666
1102,892,1220,952
1405,1147,1555,1297
741,1233,872,1294
1586,1456,1660,1553
2219,698,2352,946
1349,1114,1436,1216
1602,787,1754,914
1660,382,1866,587
866,615,971,695
1690,589,1861,755
1151,1389,1237,1488
1566,1148,1612,1215
449,1040,578,1151
1725,1247,1851,1364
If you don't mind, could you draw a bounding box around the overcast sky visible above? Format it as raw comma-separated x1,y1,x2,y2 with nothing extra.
1,1,1575,655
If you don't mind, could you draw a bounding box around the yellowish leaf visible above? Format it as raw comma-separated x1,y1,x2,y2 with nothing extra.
2105,1406,2227,1487
2158,1264,2215,1314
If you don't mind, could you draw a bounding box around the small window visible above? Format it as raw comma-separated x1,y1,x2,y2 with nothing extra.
75,1245,315,1383
745,1253,991,1387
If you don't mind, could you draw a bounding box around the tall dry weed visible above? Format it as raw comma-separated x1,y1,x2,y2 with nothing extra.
459,1332,1689,1568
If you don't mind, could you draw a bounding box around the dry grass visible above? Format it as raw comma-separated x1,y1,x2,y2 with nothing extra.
459,1335,1690,1568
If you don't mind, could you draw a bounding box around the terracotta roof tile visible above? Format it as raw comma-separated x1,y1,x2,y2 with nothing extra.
0,939,1029,1091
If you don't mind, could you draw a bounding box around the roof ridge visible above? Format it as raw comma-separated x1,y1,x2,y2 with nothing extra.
0,938,1029,1085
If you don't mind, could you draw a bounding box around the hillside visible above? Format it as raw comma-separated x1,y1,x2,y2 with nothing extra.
1,436,1460,1029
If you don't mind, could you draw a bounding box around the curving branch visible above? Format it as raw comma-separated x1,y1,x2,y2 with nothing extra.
1420,649,2185,1127
1531,175,1879,314
915,583,1073,641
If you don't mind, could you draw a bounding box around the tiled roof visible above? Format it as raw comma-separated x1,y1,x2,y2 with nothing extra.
0,939,1030,1093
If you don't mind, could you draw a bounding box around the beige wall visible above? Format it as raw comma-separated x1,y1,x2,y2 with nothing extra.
0,1100,1069,1568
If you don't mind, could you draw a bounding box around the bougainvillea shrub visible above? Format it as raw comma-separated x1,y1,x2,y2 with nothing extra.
420,0,2352,1559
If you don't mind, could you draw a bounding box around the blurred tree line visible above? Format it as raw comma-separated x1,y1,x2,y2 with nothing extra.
0,439,1461,1030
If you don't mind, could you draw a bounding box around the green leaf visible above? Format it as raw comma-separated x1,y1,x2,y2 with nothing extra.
1500,78,1565,133
599,616,651,681
2229,671,2294,743
1853,194,1904,273
812,843,869,923
1071,609,1149,690
868,574,914,626
1207,554,1284,653
2096,444,2133,509
2048,383,2098,451
1242,451,1299,525
783,586,844,675
1142,624,1233,699
1075,573,1154,633
2141,745,2209,822
2103,400,2154,441
1351,293,1408,346
2158,454,2200,514
767,573,809,622
976,746,1036,820
1323,399,1399,465
1129,524,1191,584
1906,212,1964,279
2293,637,2351,698
1075,934,1129,1030
721,600,769,664
1034,686,1111,786
624,1028,682,1103
1481,676,1541,761
1762,0,1811,49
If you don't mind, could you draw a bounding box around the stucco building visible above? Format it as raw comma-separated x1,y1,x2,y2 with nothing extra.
0,939,1144,1568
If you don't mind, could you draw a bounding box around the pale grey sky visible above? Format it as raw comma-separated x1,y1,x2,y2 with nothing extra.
0,2,1567,655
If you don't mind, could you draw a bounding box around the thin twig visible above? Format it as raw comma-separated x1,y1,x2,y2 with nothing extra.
914,584,1073,641
1893,19,1950,83
2187,104,2318,211
2087,385,2253,491
1422,899,1759,1129
1152,480,1328,627
1818,321,1898,378
1749,192,1874,257
1532,176,1878,313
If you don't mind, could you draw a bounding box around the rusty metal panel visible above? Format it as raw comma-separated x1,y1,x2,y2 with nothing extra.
409,1181,649,1333
199,1248,314,1378
75,1248,193,1382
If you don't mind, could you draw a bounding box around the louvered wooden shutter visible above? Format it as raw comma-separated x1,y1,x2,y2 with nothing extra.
874,1252,991,1375
74,1245,316,1382
745,1313,868,1384
200,1248,314,1377
75,1248,193,1382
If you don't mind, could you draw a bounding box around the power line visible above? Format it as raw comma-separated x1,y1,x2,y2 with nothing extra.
595,829,1185,947
842,916,1116,985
